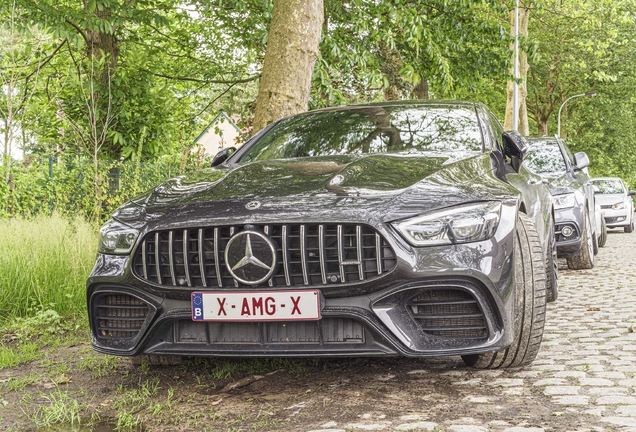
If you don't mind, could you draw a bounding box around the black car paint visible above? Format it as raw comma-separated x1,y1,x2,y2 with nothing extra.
88,101,553,359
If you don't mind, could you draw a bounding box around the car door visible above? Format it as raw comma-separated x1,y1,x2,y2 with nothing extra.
480,107,552,245
557,138,596,236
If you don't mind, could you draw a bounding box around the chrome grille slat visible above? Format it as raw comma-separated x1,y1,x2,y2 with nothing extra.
182,229,191,287
282,225,291,286
198,229,207,287
141,241,148,279
264,226,274,287
214,228,222,287
154,232,162,285
168,231,176,286
337,225,345,283
375,233,382,275
134,223,396,289
300,225,309,285
356,225,364,281
318,225,327,284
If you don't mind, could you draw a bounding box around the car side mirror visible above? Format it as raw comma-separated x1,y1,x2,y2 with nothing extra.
573,152,590,171
502,131,529,160
211,147,236,167
592,185,600,194
628,190,636,196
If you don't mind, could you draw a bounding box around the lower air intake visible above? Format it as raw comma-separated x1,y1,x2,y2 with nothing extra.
407,289,487,339
95,294,149,340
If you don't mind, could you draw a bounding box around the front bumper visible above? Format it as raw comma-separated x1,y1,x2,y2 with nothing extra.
87,203,519,359
603,208,631,227
554,206,585,258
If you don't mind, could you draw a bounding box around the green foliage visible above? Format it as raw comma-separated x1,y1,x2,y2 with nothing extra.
526,0,636,185
0,214,96,320
0,154,204,220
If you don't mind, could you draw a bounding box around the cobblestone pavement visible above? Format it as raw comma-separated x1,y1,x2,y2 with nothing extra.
302,229,636,432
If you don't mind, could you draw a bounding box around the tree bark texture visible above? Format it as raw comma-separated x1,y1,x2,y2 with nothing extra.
504,2,531,135
253,0,324,132
411,79,429,100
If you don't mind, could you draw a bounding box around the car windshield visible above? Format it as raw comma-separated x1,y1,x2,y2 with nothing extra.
524,142,566,175
239,105,483,162
592,179,624,194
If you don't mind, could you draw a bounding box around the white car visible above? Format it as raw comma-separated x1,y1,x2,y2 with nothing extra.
590,177,636,233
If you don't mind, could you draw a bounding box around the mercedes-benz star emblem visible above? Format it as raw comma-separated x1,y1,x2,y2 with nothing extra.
245,201,261,210
225,230,277,285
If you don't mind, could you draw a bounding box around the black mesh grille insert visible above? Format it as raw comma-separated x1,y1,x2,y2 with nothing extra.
94,294,149,340
407,289,487,339
173,318,365,345
133,223,396,288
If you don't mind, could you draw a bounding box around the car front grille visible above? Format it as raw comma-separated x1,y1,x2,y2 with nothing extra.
601,204,613,210
407,288,487,339
173,317,365,345
133,223,396,288
94,294,150,340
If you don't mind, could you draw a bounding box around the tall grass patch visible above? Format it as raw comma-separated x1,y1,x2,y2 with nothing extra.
0,215,96,320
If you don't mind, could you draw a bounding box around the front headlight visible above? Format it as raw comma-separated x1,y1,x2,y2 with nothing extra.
392,201,502,246
98,219,140,255
612,202,626,210
553,193,575,210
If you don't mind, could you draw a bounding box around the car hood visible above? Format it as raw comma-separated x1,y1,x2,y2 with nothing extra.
595,193,626,205
539,172,574,196
116,153,515,230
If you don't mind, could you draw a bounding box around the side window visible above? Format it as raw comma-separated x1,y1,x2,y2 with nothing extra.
558,139,575,168
488,112,505,152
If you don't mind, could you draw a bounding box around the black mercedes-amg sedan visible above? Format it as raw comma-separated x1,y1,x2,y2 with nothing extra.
88,101,554,369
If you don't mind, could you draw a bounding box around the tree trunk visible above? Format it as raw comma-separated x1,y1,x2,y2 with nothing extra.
83,2,120,157
378,41,405,101
253,0,324,132
411,79,429,100
84,4,119,74
504,2,531,135
537,117,549,136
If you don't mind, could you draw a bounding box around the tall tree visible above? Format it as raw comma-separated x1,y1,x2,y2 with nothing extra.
504,1,533,134
253,0,323,131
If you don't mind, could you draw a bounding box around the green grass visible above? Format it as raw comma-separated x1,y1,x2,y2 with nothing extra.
30,389,83,428
0,214,97,320
0,342,40,369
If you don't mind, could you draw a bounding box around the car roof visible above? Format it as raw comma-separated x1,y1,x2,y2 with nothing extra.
591,177,624,182
306,99,479,114
526,136,559,144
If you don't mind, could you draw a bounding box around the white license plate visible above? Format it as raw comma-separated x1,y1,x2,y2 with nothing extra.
191,290,321,322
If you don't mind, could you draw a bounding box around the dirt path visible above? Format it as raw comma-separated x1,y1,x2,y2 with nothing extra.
2,229,636,432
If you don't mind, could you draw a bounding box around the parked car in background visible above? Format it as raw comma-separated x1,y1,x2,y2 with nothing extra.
88,101,555,370
595,201,608,248
590,177,636,233
524,136,598,270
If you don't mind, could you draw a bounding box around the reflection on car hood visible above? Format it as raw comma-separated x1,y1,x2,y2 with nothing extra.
539,172,574,195
595,194,627,205
116,153,515,229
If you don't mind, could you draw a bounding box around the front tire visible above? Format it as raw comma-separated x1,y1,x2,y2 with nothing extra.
625,219,634,234
546,218,558,303
567,213,594,270
461,213,546,369
598,217,607,247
